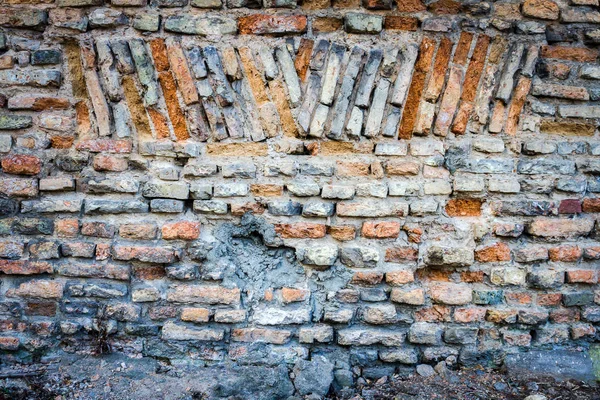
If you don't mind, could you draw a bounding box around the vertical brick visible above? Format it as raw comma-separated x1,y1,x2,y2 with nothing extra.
398,37,436,139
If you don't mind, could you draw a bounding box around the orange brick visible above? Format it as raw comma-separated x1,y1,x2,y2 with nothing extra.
281,287,309,303
56,219,79,238
398,37,436,139
275,223,326,239
385,270,415,285
475,242,511,262
312,17,342,32
384,16,418,31
238,15,307,35
541,45,599,62
582,198,600,213
548,245,582,262
461,271,484,283
162,221,200,240
445,199,482,217
149,38,169,72
294,39,313,82
328,225,355,241
362,221,401,238
157,71,190,141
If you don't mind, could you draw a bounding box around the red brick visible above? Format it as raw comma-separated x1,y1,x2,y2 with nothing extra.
119,224,157,240
93,154,128,172
76,139,132,153
7,280,63,299
56,219,79,238
430,282,472,305
25,301,57,316
362,221,401,238
0,260,52,275
415,305,451,322
571,323,596,339
133,265,165,280
583,246,600,260
537,293,562,306
475,242,511,262
1,155,41,175
0,336,19,350
162,221,200,240
95,243,110,261
351,271,384,285
230,202,265,216
275,223,326,239
238,15,307,35
81,221,115,238
550,308,579,323
112,245,178,263
385,247,418,262
231,328,291,344
548,245,582,262
445,199,482,217
503,331,531,347
582,198,600,213
566,270,596,284
559,199,582,214
505,292,532,305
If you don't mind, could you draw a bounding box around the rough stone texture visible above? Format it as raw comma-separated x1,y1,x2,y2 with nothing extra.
0,1,598,393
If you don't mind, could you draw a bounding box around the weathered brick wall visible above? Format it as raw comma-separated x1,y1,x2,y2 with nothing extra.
0,0,599,389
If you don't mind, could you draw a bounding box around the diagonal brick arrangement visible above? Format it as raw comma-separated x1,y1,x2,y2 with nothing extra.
0,0,600,393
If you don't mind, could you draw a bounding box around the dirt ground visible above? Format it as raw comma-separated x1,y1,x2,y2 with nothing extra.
332,369,600,400
1,358,598,400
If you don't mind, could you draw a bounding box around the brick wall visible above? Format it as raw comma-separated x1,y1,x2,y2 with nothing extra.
0,0,599,387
